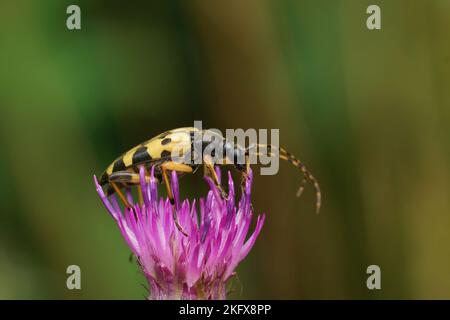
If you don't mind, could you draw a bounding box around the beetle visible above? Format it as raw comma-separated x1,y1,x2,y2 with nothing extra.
99,127,321,236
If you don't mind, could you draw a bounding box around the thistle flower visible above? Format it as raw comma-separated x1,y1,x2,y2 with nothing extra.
93,166,265,300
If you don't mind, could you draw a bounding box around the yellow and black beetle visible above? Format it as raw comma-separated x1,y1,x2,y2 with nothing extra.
99,127,321,236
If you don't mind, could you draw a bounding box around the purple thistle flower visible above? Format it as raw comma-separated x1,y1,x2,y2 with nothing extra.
94,166,265,300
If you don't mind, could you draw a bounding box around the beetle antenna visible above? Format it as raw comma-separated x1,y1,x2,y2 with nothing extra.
248,144,321,214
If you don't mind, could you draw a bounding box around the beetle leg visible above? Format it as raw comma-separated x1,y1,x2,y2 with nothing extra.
136,185,143,206
239,153,251,194
109,170,150,185
110,181,132,208
160,164,188,237
203,155,228,200
109,170,150,207
239,153,254,212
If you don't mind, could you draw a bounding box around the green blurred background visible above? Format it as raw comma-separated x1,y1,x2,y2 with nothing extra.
1,0,450,299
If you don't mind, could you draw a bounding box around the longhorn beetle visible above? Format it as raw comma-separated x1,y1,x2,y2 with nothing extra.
99,127,321,236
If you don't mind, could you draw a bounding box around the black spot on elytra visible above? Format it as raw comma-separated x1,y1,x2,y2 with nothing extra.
132,146,152,165
160,150,171,158
112,158,126,172
161,138,171,145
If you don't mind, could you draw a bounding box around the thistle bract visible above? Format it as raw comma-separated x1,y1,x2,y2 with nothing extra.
94,166,265,300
